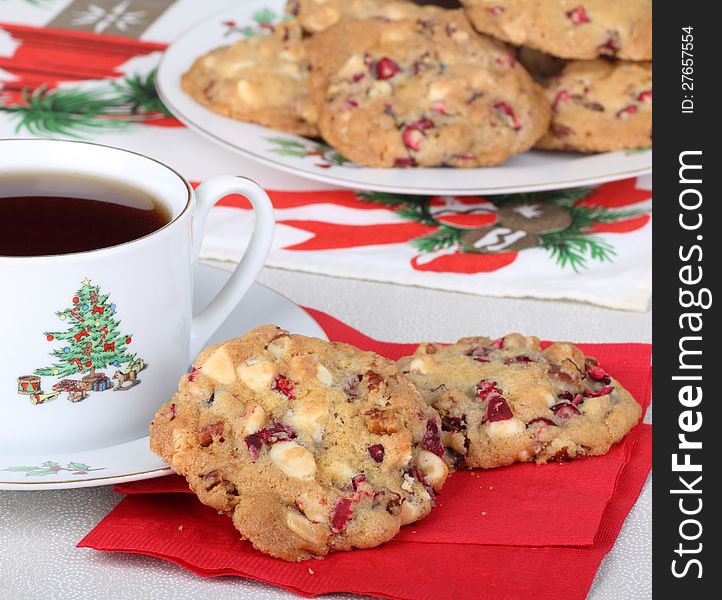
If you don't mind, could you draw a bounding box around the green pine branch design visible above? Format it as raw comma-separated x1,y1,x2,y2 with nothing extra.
3,461,104,476
411,225,465,253
0,69,172,138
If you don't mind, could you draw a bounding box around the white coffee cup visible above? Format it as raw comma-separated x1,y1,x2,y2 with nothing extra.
0,139,275,455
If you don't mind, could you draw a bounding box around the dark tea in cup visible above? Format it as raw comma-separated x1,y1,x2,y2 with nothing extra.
0,173,170,257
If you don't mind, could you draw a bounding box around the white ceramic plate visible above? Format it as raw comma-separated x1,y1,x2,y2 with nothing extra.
0,264,326,490
156,0,652,196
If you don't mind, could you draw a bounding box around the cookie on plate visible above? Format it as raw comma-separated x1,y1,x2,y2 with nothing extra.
398,333,642,469
286,0,441,33
460,0,652,61
181,19,318,136
536,59,652,152
305,10,551,168
150,325,448,562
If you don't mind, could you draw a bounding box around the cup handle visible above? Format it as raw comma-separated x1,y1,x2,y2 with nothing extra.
189,175,275,358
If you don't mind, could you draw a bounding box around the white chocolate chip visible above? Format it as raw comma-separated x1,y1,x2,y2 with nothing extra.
337,54,366,79
452,30,470,43
200,346,236,385
415,450,449,491
267,336,290,358
236,80,264,107
243,405,267,435
408,357,433,374
545,393,557,407
236,360,275,392
297,492,329,523
327,461,356,487
286,405,326,442
316,365,333,387
285,511,323,545
427,81,450,102
269,441,317,481
581,395,611,420
399,499,425,526
401,473,415,493
368,80,392,98
485,418,525,438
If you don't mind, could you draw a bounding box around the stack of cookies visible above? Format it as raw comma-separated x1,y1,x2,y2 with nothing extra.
181,0,652,168
150,325,642,562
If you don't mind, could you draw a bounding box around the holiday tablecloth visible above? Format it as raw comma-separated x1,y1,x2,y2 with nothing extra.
0,0,651,311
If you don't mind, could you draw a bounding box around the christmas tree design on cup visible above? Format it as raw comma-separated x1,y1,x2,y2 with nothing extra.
16,278,146,405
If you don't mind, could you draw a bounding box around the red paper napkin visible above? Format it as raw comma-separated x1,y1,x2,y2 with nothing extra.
79,308,652,599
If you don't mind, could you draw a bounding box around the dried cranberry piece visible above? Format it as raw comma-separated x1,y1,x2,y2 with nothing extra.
496,53,515,68
187,366,199,382
271,374,296,399
487,5,504,15
503,354,534,365
584,385,614,398
256,422,298,445
343,373,361,400
466,345,491,362
551,402,581,419
343,98,359,111
565,6,590,25
394,157,417,167
422,420,444,457
550,123,574,137
493,102,521,130
483,396,514,423
441,414,467,433
638,90,652,102
352,72,365,82
349,474,367,491
557,391,574,402
167,403,176,420
616,104,638,119
430,100,448,114
476,379,502,400
402,127,423,151
330,498,355,533
244,433,263,462
198,421,225,447
598,31,620,56
375,57,401,80
491,337,505,350
552,90,572,112
572,394,585,405
587,365,611,383
368,444,385,463
410,466,436,502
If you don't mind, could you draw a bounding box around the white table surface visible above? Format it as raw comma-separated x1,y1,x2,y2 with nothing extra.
0,263,652,600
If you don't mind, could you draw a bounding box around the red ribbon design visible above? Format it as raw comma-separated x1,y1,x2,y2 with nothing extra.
104,342,115,352
73,329,89,342
92,305,105,315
